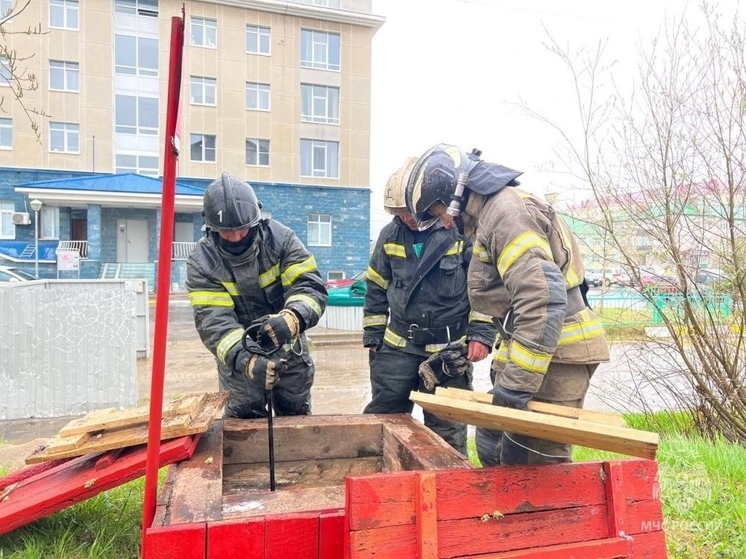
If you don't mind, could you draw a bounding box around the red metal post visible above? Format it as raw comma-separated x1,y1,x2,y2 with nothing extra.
141,13,184,552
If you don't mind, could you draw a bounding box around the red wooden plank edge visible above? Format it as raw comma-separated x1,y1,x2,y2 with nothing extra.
469,536,632,558
0,458,71,491
416,472,438,559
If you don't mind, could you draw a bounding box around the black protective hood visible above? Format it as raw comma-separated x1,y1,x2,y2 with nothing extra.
467,161,523,196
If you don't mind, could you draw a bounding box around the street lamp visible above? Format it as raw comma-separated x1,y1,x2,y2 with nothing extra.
30,199,42,278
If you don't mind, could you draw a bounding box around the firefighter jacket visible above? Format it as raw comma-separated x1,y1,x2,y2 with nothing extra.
186,219,327,376
363,217,496,356
467,187,610,394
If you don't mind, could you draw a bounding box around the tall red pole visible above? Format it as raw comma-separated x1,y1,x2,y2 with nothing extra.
141,14,184,553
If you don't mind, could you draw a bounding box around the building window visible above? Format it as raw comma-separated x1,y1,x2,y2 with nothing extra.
246,25,270,55
190,134,216,162
1,0,13,18
301,84,339,125
246,139,269,166
0,56,11,86
1,200,14,239
300,29,340,71
40,207,60,239
114,0,158,17
0,117,11,148
300,139,339,178
115,34,158,77
191,17,216,48
49,0,78,30
307,214,332,246
190,76,216,106
49,60,79,92
49,122,79,153
115,95,159,135
116,153,159,176
246,82,270,111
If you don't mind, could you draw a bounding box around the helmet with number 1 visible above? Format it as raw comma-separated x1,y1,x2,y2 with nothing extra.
383,156,418,215
203,173,262,231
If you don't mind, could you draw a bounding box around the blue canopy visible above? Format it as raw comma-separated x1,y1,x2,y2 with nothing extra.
19,173,204,196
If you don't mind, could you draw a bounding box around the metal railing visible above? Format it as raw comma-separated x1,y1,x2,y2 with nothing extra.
172,241,197,260
57,240,88,258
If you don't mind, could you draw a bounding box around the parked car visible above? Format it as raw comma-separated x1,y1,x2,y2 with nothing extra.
585,269,614,288
326,277,366,307
0,266,37,282
324,270,365,289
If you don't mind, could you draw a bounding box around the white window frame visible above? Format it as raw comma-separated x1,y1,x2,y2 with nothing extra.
190,134,216,162
246,138,270,167
49,122,80,153
115,34,158,77
190,16,217,48
307,214,332,247
300,139,339,178
49,0,78,30
190,76,216,106
246,82,270,111
300,29,340,71
0,117,11,149
246,25,270,55
40,206,60,240
49,60,79,92
115,153,159,176
0,56,11,87
115,95,159,136
0,200,15,239
114,0,158,17
301,84,339,125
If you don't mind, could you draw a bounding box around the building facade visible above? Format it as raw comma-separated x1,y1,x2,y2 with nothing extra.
0,0,383,286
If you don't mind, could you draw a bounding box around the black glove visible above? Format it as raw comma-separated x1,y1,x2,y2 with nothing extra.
251,309,300,350
244,353,287,391
490,384,533,410
418,346,471,391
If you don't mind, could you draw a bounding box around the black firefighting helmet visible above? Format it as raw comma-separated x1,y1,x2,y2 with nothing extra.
202,173,262,231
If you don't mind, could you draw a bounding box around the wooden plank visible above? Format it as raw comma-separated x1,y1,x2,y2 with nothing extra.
0,436,199,536
319,511,345,559
207,518,265,559
222,485,345,520
437,387,627,427
629,531,668,558
223,456,382,492
346,471,417,531
415,472,438,559
44,431,91,453
462,537,631,558
222,415,383,465
0,459,70,492
143,523,206,559
265,513,319,559
25,392,227,463
167,420,224,525
410,392,658,459
605,461,628,536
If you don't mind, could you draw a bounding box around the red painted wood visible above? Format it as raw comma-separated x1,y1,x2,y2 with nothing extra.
625,500,665,535
348,524,417,559
207,518,265,559
618,459,660,501
629,531,668,558
346,470,416,531
319,511,345,559
415,472,438,559
605,461,627,536
0,435,198,536
0,459,69,491
265,513,319,559
143,523,206,559
466,536,631,558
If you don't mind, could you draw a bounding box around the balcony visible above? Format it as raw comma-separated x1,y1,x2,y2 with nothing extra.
57,240,88,259
172,242,197,260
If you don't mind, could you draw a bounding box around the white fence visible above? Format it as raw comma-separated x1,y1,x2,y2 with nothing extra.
317,305,363,331
0,279,147,419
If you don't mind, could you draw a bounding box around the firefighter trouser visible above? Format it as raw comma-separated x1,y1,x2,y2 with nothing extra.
217,349,315,419
363,343,473,455
476,361,597,466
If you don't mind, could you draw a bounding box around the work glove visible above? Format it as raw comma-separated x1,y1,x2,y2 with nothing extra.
251,309,300,350
490,384,533,410
418,345,471,391
244,353,287,391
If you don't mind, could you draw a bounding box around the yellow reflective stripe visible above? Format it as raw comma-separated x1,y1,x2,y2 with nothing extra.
425,335,466,353
383,243,406,258
217,327,244,364
367,265,390,290
474,239,491,262
558,309,606,345
509,339,552,374
282,255,317,288
220,282,240,296
444,239,463,256
364,314,387,328
497,232,552,276
469,310,493,323
556,221,581,287
188,290,234,307
383,327,407,348
259,263,280,289
493,344,509,364
287,293,322,317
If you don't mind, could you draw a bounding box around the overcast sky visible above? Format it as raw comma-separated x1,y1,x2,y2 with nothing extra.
367,0,709,239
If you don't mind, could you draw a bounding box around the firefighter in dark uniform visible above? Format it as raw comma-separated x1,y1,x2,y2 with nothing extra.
363,158,496,455
405,144,610,466
186,173,327,418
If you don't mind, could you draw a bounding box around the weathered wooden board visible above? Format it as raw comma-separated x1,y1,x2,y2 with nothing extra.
436,387,628,427
222,485,346,520
26,392,228,463
411,391,658,459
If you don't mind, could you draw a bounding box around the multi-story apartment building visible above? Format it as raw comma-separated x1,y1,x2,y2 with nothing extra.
0,0,384,285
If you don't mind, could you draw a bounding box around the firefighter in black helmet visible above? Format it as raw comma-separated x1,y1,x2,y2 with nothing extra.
187,173,327,418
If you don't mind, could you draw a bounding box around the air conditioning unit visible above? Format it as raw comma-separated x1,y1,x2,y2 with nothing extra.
11,212,31,225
